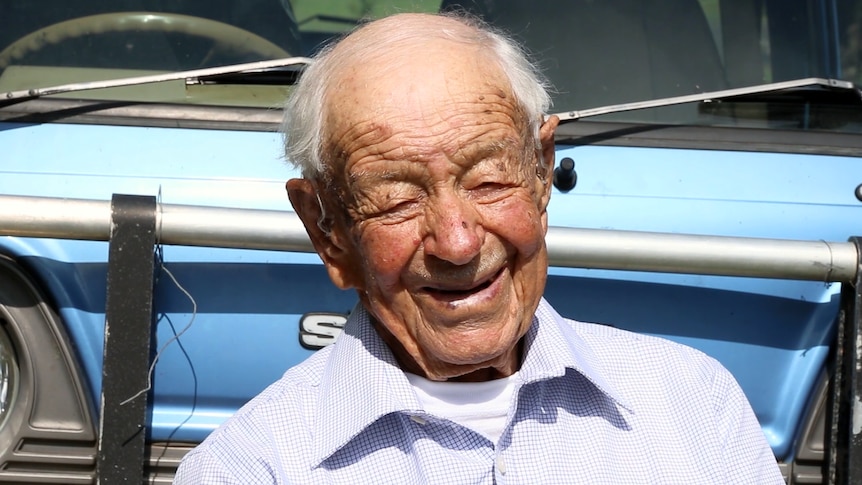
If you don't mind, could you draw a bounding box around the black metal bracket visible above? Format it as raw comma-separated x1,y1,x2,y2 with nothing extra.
96,194,157,484
830,237,862,484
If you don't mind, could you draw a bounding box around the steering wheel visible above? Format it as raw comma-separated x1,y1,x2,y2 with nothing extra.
0,12,291,69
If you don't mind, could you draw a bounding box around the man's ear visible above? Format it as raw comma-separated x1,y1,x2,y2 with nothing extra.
537,115,560,210
286,179,361,290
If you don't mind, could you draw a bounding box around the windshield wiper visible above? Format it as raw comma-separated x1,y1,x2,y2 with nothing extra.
0,57,311,106
297,14,361,28
552,77,861,123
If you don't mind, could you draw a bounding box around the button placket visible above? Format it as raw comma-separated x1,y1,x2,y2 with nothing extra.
496,453,507,475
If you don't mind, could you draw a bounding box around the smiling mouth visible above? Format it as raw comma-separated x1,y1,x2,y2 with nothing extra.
422,268,503,301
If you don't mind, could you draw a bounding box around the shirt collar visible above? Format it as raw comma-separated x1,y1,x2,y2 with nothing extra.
310,298,633,466
311,303,423,466
520,299,634,413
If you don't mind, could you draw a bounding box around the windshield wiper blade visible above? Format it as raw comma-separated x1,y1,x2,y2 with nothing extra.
552,77,860,123
297,14,361,27
0,57,312,105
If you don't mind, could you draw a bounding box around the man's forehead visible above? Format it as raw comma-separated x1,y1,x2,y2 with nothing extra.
326,29,509,107
329,101,524,181
324,52,517,162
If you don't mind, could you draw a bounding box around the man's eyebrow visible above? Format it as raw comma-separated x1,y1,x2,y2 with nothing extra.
457,139,514,160
348,165,419,185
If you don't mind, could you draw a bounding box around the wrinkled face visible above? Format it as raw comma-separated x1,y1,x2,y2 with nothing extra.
296,39,555,380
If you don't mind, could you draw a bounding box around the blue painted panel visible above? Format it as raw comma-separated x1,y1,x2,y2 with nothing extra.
543,272,838,458
1,122,296,208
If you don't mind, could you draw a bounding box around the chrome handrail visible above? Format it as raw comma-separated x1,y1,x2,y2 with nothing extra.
0,194,856,282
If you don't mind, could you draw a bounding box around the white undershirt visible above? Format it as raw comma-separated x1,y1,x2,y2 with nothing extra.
405,372,518,443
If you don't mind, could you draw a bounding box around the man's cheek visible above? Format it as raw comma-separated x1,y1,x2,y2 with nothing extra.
361,231,414,276
486,202,542,238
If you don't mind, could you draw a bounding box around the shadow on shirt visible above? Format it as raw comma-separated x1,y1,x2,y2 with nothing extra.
320,369,631,471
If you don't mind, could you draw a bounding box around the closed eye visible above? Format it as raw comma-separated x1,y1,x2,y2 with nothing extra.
467,181,514,201
364,195,424,223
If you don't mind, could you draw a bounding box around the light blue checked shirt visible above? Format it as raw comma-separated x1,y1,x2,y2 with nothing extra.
175,299,784,484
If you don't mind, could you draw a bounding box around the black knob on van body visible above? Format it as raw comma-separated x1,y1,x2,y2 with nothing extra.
554,157,577,192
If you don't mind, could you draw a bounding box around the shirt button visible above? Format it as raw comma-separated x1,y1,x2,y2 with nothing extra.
409,415,427,425
496,455,506,475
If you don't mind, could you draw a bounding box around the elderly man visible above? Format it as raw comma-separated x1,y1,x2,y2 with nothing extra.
175,13,783,484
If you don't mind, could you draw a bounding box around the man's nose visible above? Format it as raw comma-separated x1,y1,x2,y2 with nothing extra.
423,192,484,265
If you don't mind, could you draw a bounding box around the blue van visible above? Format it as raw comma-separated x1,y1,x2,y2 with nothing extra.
1,1,860,482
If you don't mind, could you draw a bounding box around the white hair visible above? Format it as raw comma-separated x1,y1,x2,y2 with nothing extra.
281,13,552,179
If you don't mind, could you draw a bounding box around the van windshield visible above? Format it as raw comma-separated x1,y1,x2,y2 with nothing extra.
0,0,859,132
